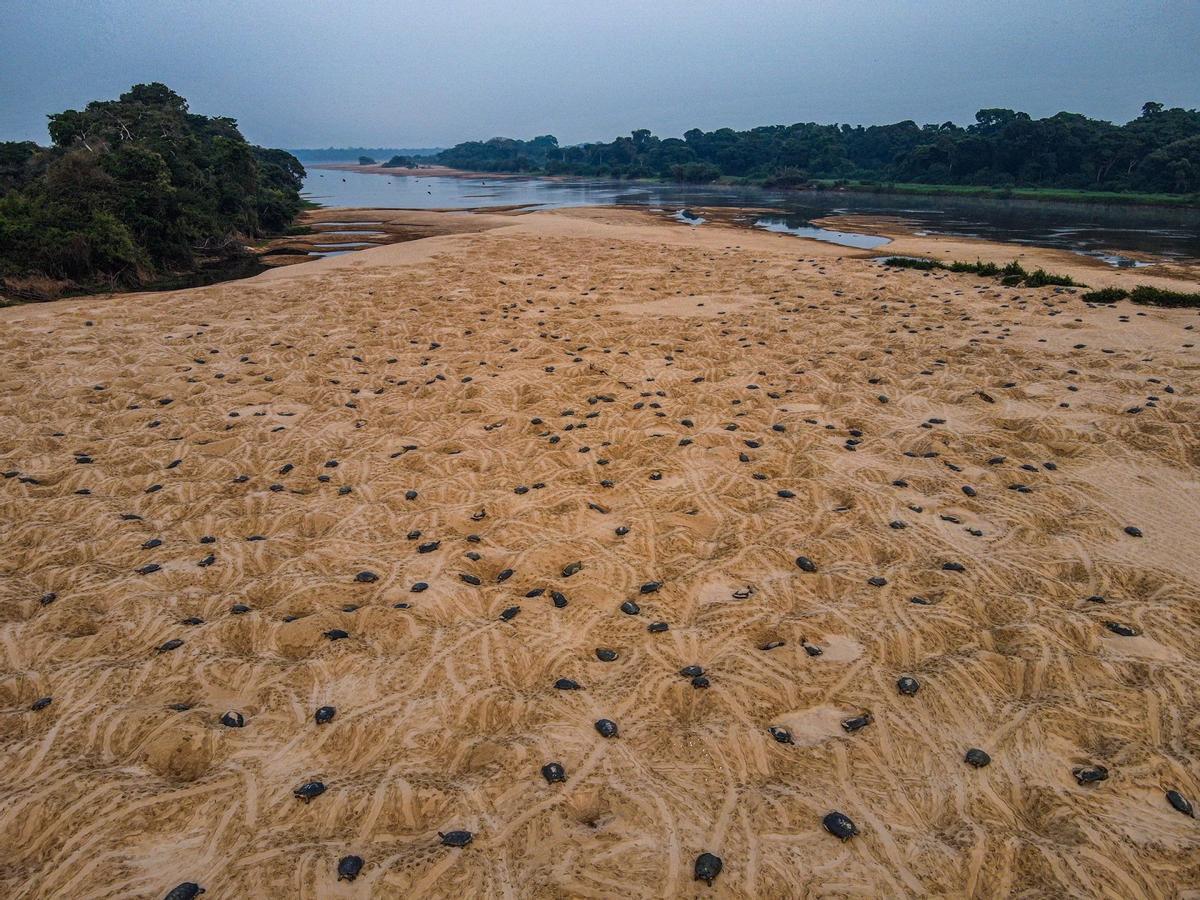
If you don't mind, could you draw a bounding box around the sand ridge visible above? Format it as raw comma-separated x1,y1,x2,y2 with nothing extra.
1,208,1199,898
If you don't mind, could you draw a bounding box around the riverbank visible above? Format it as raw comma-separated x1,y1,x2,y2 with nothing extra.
2,206,1199,897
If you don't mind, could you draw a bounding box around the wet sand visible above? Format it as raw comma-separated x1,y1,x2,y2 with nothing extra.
2,207,1199,898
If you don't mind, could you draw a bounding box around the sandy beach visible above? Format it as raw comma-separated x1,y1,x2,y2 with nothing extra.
2,207,1199,898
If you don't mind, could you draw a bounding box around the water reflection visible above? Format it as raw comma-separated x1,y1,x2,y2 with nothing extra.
302,168,1199,260
752,216,890,249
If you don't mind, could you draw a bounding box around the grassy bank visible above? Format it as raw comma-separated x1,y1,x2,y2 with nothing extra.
807,180,1199,208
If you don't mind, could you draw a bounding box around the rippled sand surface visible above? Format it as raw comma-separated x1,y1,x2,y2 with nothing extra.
2,209,1199,898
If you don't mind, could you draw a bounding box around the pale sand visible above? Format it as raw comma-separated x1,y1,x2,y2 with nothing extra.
2,208,1199,898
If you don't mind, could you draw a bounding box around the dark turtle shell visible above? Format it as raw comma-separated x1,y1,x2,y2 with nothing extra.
30,696,53,711
496,568,514,583
897,676,920,695
337,855,363,881
680,665,704,678
550,591,568,608
595,718,619,738
867,576,887,587
354,571,378,583
439,830,473,847
795,556,817,573
314,706,336,725
1166,789,1194,817
219,711,245,728
640,581,662,594
620,600,640,615
158,638,184,653
595,648,619,662
1072,765,1109,785
418,541,440,553
823,811,858,840
691,675,710,688
460,573,482,586
324,629,349,640
647,622,669,633
294,780,326,802
759,640,785,651
841,712,873,732
553,678,581,690
803,643,823,657
964,748,991,768
561,561,583,578
499,606,520,621
411,582,428,592
768,725,793,744
541,762,567,783
1104,621,1140,637
694,851,723,885
163,883,205,900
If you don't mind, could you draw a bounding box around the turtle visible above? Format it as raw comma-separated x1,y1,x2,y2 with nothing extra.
314,706,336,725
595,719,619,738
404,490,418,501
1072,765,1109,785
640,581,662,594
460,573,482,586
648,622,669,633
1104,621,1140,637
541,762,567,784
496,568,514,583
694,852,723,886
30,696,52,711
554,678,581,690
500,606,520,621
615,526,630,536
294,780,326,802
768,725,793,744
411,582,429,592
354,571,378,584
137,564,162,576
418,541,440,554
867,576,888,587
822,811,858,841
220,711,245,728
942,562,966,572
336,855,363,881
841,712,873,733
803,643,823,657
760,640,785,651
550,591,568,608
897,676,920,696
439,830,473,847
964,748,991,768
143,538,164,550
620,600,641,615
525,588,545,598
691,675,710,688
1124,525,1143,537
163,883,205,900
324,629,349,641
562,561,583,578
680,665,705,678
158,638,185,653
595,648,619,662
231,604,251,614
1166,789,1194,817
962,485,977,497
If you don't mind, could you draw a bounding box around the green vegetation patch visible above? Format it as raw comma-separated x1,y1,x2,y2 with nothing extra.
1082,285,1200,308
882,257,1078,287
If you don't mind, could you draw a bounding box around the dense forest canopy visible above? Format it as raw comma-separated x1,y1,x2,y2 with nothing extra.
435,103,1200,193
0,83,306,295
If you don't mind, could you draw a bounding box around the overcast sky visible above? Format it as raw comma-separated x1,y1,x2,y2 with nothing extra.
2,0,1198,148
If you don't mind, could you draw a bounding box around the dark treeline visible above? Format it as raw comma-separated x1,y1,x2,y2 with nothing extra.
435,104,1200,194
0,83,307,297
288,146,442,162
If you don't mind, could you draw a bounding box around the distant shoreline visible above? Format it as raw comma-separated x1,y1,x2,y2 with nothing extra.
321,164,1200,210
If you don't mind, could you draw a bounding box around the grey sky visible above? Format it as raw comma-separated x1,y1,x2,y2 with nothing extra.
2,0,1198,148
